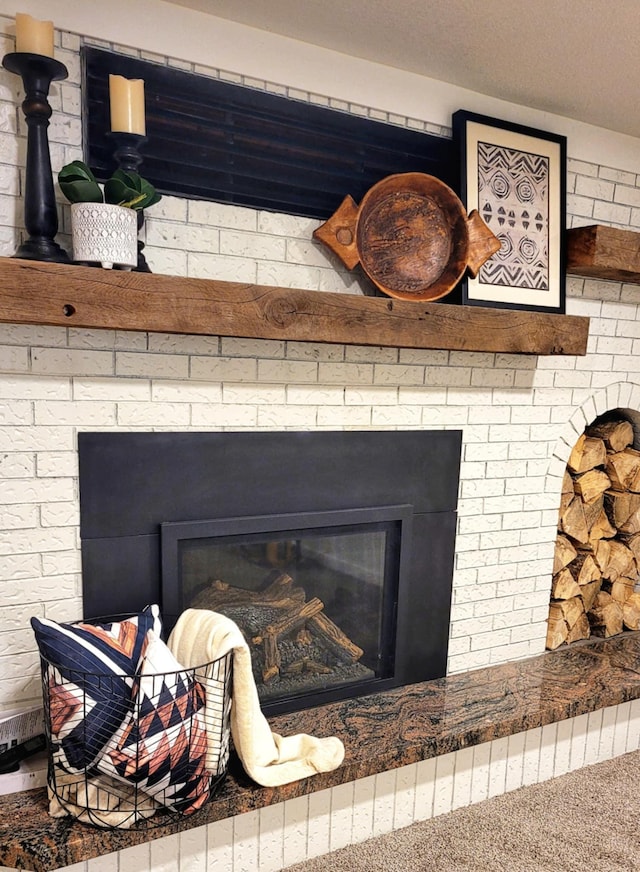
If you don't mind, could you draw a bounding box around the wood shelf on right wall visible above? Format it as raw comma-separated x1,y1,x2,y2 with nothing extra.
566,224,640,283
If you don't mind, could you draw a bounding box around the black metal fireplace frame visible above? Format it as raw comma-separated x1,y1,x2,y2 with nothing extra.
161,504,412,714
78,430,461,712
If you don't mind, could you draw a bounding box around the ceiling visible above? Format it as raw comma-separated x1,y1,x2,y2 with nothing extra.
167,0,640,140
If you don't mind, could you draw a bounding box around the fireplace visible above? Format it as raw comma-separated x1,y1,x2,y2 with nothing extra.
78,431,461,714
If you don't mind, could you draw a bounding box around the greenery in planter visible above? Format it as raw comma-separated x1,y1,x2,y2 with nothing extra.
58,161,161,210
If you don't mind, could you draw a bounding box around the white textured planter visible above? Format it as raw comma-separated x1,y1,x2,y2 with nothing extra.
70,202,138,269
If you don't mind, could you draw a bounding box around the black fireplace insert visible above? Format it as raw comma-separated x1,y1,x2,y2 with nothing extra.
79,430,461,714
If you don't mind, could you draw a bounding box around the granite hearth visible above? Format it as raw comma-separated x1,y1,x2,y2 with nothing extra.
2,631,640,872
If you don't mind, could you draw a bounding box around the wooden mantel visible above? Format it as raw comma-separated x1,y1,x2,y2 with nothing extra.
0,257,589,355
567,224,640,283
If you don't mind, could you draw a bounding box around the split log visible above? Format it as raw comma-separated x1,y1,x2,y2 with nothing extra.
594,539,611,573
588,591,623,637
622,532,640,564
580,579,602,612
551,568,581,600
566,612,591,644
588,508,617,541
566,551,600,586
605,577,636,604
583,494,605,533
560,497,589,545
553,534,578,575
546,602,568,650
560,470,575,513
546,596,592,648
603,491,640,530
559,596,585,629
605,448,640,493
567,433,607,474
598,539,636,582
619,508,640,535
573,469,611,504
622,592,640,629
566,434,586,475
586,419,634,452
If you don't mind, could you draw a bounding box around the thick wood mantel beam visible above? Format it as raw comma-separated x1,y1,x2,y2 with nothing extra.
0,258,588,355
567,225,640,283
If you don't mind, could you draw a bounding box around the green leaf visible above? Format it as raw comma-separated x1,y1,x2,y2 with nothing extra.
58,161,103,204
144,191,162,208
104,169,161,210
59,178,104,204
104,176,138,207
58,161,98,186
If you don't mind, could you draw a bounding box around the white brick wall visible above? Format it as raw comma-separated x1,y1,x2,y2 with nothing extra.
0,13,640,866
9,292,638,688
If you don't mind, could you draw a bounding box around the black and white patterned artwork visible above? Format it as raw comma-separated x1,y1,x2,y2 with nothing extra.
477,142,549,290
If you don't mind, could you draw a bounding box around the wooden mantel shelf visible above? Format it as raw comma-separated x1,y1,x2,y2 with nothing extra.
567,224,640,283
0,257,589,355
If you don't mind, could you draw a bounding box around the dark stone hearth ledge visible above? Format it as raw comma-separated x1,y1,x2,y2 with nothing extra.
3,633,640,872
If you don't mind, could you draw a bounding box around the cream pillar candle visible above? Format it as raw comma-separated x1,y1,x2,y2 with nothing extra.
15,12,54,57
109,75,146,136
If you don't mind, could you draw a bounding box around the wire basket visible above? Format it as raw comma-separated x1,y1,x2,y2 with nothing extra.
37,619,233,830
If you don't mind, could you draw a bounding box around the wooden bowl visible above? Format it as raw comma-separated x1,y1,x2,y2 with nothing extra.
314,172,500,302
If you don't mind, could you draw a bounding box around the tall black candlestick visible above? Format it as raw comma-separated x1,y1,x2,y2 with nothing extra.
107,131,151,272
2,52,69,262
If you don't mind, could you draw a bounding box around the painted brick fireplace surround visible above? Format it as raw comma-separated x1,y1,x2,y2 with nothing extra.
2,5,640,871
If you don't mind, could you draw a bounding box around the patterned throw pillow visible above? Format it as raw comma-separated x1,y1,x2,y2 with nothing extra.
97,631,214,815
32,605,161,772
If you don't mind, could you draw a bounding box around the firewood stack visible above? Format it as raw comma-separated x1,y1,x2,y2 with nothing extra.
547,417,640,649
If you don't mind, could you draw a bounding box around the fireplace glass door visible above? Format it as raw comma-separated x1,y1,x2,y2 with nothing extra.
161,505,412,714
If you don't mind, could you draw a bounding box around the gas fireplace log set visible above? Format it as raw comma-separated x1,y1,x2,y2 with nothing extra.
547,417,640,648
191,571,367,693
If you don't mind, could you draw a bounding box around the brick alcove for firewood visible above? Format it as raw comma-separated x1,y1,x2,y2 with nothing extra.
548,409,640,648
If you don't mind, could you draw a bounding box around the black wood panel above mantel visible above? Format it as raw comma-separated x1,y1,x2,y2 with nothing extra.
82,47,456,219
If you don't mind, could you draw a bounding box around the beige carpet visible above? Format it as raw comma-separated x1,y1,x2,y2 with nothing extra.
284,750,640,871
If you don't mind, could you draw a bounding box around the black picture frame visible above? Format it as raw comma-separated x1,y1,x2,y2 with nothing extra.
453,109,567,314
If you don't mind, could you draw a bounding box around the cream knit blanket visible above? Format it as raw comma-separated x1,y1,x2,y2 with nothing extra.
168,608,345,787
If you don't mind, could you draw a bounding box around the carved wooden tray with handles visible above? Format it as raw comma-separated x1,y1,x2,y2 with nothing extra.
313,172,501,302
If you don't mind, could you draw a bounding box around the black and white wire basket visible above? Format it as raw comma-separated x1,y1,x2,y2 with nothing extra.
39,639,232,830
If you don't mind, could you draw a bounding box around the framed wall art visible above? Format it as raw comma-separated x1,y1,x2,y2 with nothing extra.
453,110,567,313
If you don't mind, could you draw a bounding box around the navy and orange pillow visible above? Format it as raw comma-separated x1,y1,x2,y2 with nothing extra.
31,605,161,772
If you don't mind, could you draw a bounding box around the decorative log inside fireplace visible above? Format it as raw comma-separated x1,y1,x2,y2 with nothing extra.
191,571,373,701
